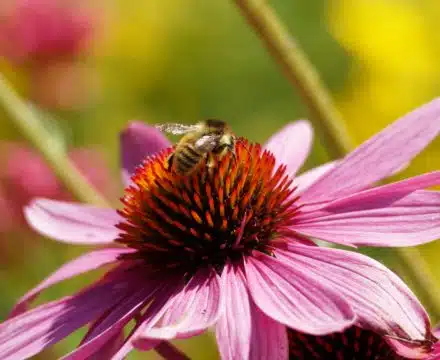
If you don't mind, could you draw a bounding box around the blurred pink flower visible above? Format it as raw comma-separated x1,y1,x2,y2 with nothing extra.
0,0,92,64
1,99,440,359
0,0,98,109
0,142,114,231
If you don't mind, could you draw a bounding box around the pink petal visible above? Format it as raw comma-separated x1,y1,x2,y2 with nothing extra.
215,263,252,360
263,121,313,177
245,253,355,335
24,198,121,244
277,244,431,351
434,326,440,338
86,332,125,360
300,98,440,203
293,173,440,247
316,171,440,212
120,121,170,185
386,336,436,359
121,280,186,358
136,268,222,341
61,282,159,360
429,341,440,360
111,321,159,360
294,161,338,195
0,278,134,360
249,301,288,360
10,248,134,317
110,332,137,360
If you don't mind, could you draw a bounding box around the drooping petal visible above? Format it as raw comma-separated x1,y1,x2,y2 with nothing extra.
24,198,121,244
263,121,313,177
120,121,170,185
86,332,125,360
249,301,288,360
215,263,252,360
0,278,134,360
293,174,440,247
294,161,338,195
135,268,222,341
110,317,160,360
61,282,159,360
277,244,431,355
300,98,440,203
385,336,436,359
245,253,355,336
10,248,134,317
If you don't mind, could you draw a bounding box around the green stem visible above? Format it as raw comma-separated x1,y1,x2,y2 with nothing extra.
234,0,353,158
0,72,109,207
234,0,440,318
155,342,191,360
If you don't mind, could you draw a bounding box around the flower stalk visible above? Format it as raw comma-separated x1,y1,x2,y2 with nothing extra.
233,0,440,319
234,0,353,158
0,73,109,207
154,342,191,360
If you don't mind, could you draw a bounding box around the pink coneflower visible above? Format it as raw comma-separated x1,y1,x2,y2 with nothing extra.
1,99,440,359
0,0,92,64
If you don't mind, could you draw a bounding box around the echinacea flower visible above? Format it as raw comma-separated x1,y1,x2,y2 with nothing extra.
0,0,92,64
1,99,440,360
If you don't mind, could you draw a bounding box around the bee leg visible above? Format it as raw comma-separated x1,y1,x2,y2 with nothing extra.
220,144,236,162
207,153,216,169
229,144,237,162
166,153,175,171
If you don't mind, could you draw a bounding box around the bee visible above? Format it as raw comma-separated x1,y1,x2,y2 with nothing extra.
156,119,236,175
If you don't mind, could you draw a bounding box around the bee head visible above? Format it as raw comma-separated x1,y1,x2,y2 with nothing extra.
202,119,231,135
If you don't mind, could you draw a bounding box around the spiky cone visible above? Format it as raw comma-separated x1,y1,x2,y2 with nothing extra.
117,141,299,276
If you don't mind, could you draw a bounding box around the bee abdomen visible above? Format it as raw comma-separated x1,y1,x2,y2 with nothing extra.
174,144,202,174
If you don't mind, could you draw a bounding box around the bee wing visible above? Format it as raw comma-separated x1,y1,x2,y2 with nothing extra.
194,134,220,151
155,123,200,135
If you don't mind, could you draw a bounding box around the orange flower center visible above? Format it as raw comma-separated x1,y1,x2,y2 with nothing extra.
116,140,299,276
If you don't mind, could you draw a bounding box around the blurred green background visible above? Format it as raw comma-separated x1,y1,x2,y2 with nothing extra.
0,0,439,358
